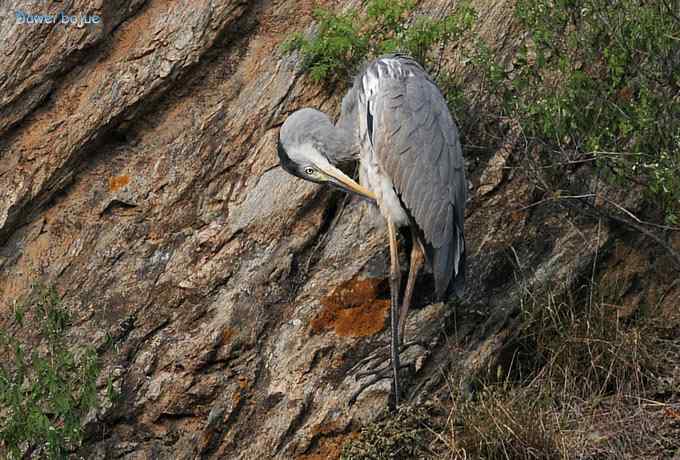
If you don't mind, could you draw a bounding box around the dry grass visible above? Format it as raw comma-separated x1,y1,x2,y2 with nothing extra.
514,281,655,401
342,280,680,460
439,386,562,460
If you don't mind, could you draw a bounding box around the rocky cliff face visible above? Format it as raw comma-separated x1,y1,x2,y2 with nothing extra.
1,1,678,459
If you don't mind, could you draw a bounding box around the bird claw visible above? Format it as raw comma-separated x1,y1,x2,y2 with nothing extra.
350,339,424,379
348,369,391,406
355,362,409,380
349,361,414,407
348,340,426,406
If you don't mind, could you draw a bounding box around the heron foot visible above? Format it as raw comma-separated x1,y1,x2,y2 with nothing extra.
348,363,409,407
350,340,425,379
355,361,410,380
348,340,427,407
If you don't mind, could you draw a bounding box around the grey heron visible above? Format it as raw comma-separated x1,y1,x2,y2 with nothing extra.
278,54,466,407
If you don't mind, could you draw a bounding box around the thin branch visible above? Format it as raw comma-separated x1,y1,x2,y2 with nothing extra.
507,193,680,269
566,199,680,270
511,193,680,232
597,195,680,232
511,194,596,213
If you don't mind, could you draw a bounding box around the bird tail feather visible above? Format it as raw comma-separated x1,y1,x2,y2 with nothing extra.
434,223,465,301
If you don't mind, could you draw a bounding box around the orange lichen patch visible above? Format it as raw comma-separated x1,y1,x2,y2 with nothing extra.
310,278,389,337
109,175,130,192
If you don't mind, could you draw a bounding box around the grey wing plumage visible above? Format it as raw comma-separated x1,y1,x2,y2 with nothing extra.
366,55,466,299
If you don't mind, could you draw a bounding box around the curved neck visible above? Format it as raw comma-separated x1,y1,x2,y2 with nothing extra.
329,88,360,163
323,119,358,164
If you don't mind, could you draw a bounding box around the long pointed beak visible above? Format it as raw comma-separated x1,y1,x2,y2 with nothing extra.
319,164,377,202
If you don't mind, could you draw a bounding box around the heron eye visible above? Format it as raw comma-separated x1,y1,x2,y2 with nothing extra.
304,167,316,175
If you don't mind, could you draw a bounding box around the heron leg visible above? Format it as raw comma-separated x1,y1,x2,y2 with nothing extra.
398,233,424,345
387,218,402,408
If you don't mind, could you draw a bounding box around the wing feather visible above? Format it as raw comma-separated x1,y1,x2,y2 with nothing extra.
367,55,467,298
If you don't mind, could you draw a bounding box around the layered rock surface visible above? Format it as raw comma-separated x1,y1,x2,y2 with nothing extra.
1,1,677,459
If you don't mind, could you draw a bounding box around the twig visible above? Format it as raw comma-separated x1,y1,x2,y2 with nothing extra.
511,194,596,213
627,396,675,407
567,199,680,270
589,150,650,158
511,193,680,232
508,192,680,269
597,195,680,232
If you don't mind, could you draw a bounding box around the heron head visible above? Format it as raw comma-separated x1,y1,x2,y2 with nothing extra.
278,109,375,201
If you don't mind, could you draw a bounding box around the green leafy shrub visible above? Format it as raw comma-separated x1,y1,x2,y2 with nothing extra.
281,0,476,82
479,0,680,223
282,7,369,83
0,286,102,459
